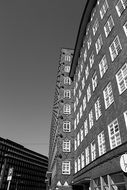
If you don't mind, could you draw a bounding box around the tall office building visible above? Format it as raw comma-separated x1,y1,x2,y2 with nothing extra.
69,0,127,189
47,49,74,190
0,137,48,190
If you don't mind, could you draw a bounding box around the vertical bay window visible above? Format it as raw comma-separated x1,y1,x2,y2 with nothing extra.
108,119,121,149
116,63,127,94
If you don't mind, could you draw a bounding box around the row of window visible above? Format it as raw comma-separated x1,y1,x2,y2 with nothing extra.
74,111,127,153
74,111,127,173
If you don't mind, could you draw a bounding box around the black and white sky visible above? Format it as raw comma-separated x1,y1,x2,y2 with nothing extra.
0,0,85,156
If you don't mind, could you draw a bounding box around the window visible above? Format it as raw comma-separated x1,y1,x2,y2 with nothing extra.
89,109,94,129
77,112,79,125
100,0,109,19
77,133,80,147
80,105,83,118
81,152,85,168
87,84,91,102
74,160,77,173
123,21,127,36
116,63,127,94
74,101,76,112
85,65,89,80
83,95,87,111
78,71,81,81
89,52,94,68
95,97,102,120
74,87,76,97
62,161,70,174
74,138,77,151
63,139,71,152
91,141,96,161
92,72,98,91
87,36,92,49
104,15,114,37
109,35,122,62
80,60,84,72
93,18,99,35
95,35,103,54
108,119,121,149
124,110,127,129
79,89,82,99
80,126,84,142
98,131,106,156
82,77,85,90
103,82,114,109
63,104,71,114
115,0,127,17
85,146,90,165
78,156,81,171
76,97,79,106
84,119,88,136
84,49,87,62
74,119,77,130
64,66,70,73
99,55,108,78
63,121,71,132
64,77,71,85
64,90,71,98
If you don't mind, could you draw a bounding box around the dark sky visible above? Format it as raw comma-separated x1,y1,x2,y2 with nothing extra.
0,0,84,156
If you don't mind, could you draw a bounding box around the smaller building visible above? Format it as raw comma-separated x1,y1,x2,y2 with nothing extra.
0,137,48,190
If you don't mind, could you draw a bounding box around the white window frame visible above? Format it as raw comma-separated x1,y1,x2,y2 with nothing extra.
92,18,99,36
104,15,114,37
123,21,127,37
64,89,71,99
115,0,127,17
84,49,87,62
63,104,71,114
63,121,71,132
95,97,102,120
82,77,85,90
89,52,94,68
85,65,89,81
84,119,88,136
74,119,77,130
108,119,121,149
80,126,84,142
116,63,127,94
83,95,87,111
74,160,77,173
92,72,98,91
91,141,96,161
95,35,103,54
100,0,109,19
99,55,108,78
87,84,91,102
62,161,70,175
77,132,80,147
81,152,85,169
64,77,71,85
80,105,83,118
64,65,70,73
85,146,90,165
63,139,71,152
109,35,122,62
103,82,114,109
89,109,94,129
98,131,106,156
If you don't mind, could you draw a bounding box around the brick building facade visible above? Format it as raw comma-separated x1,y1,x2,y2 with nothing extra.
69,0,127,190
47,49,74,190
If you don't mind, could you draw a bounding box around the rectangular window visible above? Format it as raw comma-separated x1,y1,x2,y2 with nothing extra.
116,63,127,94
84,119,88,136
76,97,79,106
78,156,81,171
82,77,85,90
81,152,85,169
87,36,92,49
79,89,82,99
80,126,84,142
87,84,91,102
63,139,71,152
74,160,77,173
63,121,71,132
63,104,71,114
108,119,121,149
98,131,106,156
89,109,94,129
103,82,114,109
104,15,114,37
89,52,94,68
124,110,127,129
85,65,89,80
64,65,70,73
74,138,77,151
62,161,70,174
123,21,127,36
78,71,81,81
77,112,79,125
95,97,102,120
109,35,122,62
85,146,90,165
115,0,127,17
74,101,76,112
84,49,87,62
77,133,80,147
93,18,99,35
83,95,87,111
74,119,77,130
64,90,71,98
95,35,103,54
80,105,83,118
92,72,98,91
100,0,109,19
91,141,96,161
99,55,108,78
64,77,71,85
